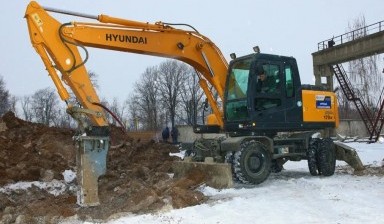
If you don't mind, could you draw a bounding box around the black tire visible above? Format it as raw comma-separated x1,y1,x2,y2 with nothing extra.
233,141,271,184
318,138,336,176
225,151,238,182
307,138,320,176
185,148,202,162
185,149,196,157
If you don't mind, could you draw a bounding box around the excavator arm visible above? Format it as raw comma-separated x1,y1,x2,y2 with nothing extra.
25,1,229,206
25,1,228,130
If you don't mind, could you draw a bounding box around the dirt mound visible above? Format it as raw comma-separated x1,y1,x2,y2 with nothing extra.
0,112,207,223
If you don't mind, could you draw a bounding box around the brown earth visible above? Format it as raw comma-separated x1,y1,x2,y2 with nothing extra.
0,112,207,223
1,111,383,223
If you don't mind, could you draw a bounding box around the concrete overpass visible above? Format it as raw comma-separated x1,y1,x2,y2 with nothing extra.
312,20,384,141
312,20,384,89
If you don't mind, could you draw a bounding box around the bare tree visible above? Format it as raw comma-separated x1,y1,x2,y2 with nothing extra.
179,68,205,125
126,60,213,129
157,60,189,128
347,15,383,107
9,96,18,115
20,96,33,122
130,66,162,130
127,94,141,130
31,87,60,126
88,71,100,90
52,108,76,128
335,15,384,119
105,97,127,127
0,75,10,116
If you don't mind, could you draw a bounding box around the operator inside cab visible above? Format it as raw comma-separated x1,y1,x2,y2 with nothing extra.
255,66,281,110
256,68,277,93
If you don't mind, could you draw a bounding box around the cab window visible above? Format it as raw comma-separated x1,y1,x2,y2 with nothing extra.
285,65,294,97
225,58,252,121
227,62,251,100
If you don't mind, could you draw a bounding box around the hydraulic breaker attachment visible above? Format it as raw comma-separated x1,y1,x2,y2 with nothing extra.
334,141,364,171
173,157,234,189
75,136,109,206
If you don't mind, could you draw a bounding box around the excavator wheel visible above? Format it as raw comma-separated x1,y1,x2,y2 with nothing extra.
317,138,336,176
307,138,320,176
233,140,271,184
185,148,197,158
225,151,239,182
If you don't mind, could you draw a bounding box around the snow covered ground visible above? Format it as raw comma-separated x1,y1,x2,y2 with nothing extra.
105,141,384,224
1,141,382,223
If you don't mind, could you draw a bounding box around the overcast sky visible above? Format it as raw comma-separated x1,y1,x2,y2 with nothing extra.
1,1,383,102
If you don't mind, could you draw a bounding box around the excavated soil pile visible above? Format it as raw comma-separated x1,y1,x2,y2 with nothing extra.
0,112,207,223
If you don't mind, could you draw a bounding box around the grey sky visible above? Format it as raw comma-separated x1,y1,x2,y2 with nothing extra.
2,1,383,102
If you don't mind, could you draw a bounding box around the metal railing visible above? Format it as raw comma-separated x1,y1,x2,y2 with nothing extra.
318,20,384,50
332,64,379,140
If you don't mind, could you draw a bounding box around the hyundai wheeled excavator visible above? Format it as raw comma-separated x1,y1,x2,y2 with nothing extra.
25,1,363,206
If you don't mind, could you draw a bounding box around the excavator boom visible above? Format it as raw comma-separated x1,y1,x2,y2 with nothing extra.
25,1,230,206
25,1,228,129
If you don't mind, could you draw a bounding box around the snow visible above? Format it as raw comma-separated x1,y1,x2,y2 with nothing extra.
378,136,384,144
106,141,384,224
0,170,77,196
1,142,383,223
63,169,76,183
0,180,71,196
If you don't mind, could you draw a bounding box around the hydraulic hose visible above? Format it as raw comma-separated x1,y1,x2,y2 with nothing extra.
92,102,126,132
59,23,90,73
163,22,199,33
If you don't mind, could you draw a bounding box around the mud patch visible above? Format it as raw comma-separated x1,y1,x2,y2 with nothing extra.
0,112,206,223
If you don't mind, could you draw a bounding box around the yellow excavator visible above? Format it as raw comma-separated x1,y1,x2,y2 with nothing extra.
25,1,363,207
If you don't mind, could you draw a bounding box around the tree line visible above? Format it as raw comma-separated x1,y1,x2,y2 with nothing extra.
0,59,207,131
1,15,383,129
1,50,383,130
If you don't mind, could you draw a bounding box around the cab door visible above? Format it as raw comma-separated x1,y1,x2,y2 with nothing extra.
224,57,252,130
250,61,285,130
249,58,302,131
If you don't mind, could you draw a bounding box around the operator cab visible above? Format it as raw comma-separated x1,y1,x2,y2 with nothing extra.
224,53,303,135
